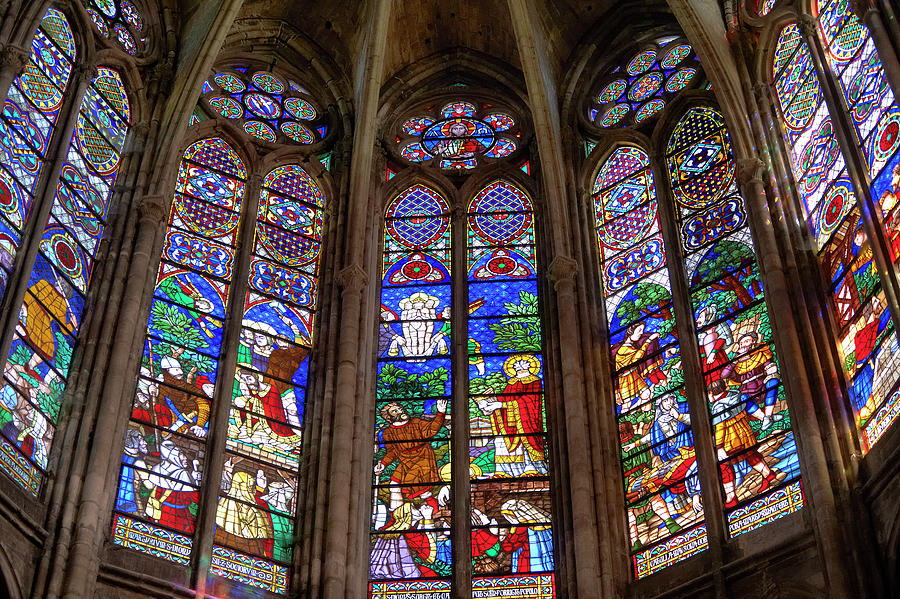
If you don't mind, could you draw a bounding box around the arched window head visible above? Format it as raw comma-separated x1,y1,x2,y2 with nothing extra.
370,180,556,597
0,4,130,494
395,101,521,171
816,0,900,266
588,35,704,128
773,20,900,451
201,66,328,146
0,8,76,300
84,0,147,56
594,146,707,578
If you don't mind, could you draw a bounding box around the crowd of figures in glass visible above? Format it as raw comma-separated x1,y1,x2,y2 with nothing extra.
112,138,245,565
666,107,803,539
370,181,555,599
0,8,131,495
594,146,708,578
773,7,900,452
112,137,319,593
210,163,324,594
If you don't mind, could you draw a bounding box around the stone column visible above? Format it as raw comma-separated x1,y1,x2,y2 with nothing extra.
737,159,853,599
318,0,391,595
651,155,728,597
192,173,263,595
850,0,900,101
545,255,604,599
449,205,472,599
53,193,168,599
507,0,604,594
322,263,368,599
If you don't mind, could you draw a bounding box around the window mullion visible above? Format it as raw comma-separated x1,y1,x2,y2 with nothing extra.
649,153,729,563
799,14,900,333
450,202,472,599
190,171,263,591
0,64,93,388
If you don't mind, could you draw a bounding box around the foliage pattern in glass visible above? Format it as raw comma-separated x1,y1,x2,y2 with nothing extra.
210,164,325,593
371,184,453,591
666,106,804,537
467,181,555,595
594,147,708,578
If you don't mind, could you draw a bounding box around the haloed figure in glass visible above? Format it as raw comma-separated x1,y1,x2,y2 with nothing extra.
477,354,546,477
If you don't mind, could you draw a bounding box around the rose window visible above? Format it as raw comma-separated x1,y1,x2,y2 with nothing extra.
397,101,520,170
589,36,705,128
201,66,327,146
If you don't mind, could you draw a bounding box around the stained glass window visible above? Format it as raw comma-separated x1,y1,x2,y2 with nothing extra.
112,138,246,564
371,184,453,595
396,102,520,170
817,1,900,271
666,107,803,536
210,164,325,593
203,67,327,146
0,58,130,495
758,0,779,16
467,180,555,596
773,23,900,451
593,147,707,578
84,0,145,56
370,180,556,598
589,36,704,128
0,8,75,306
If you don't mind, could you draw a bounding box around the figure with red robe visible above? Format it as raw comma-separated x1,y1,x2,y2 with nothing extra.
478,354,546,477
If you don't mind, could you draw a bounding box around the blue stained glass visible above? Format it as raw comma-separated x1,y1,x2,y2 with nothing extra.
775,19,900,451
0,59,127,495
594,147,703,575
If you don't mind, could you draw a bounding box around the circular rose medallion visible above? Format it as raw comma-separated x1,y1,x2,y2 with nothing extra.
244,92,281,119
597,80,627,104
420,118,495,160
214,73,245,93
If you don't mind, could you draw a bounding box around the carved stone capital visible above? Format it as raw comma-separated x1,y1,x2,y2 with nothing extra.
752,81,773,105
74,62,97,84
0,45,28,71
547,255,578,291
138,195,168,225
337,264,368,293
797,14,819,40
736,158,766,187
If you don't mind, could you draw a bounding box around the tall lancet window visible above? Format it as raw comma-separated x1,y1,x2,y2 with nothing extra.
112,129,327,594
665,107,803,536
370,179,556,598
0,8,132,495
772,21,900,451
594,109,806,579
594,146,706,578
